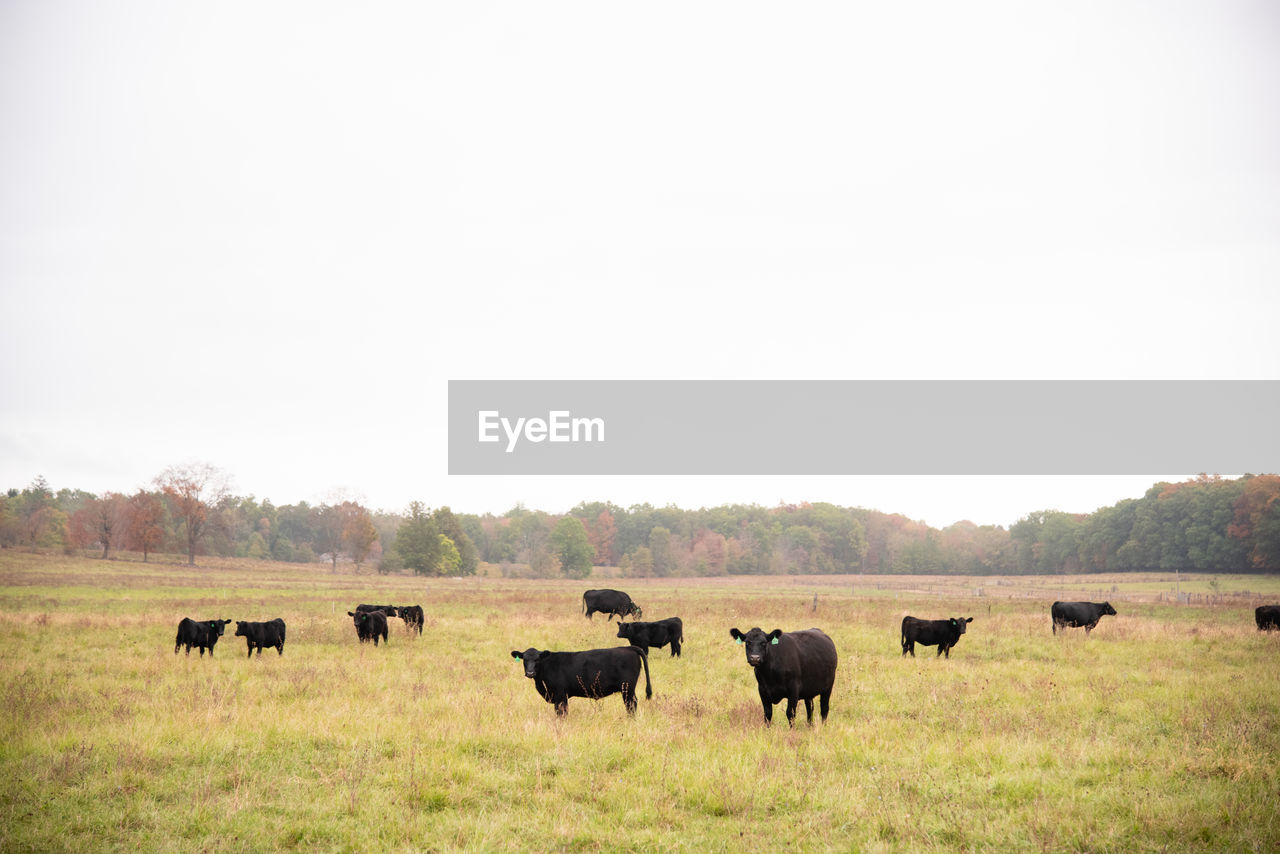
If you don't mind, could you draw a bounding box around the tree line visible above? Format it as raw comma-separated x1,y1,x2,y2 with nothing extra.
3,467,1278,575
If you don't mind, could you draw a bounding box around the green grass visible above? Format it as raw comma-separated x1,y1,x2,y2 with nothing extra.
2,552,1279,852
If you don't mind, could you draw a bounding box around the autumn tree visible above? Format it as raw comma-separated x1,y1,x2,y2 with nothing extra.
155,462,230,566
1229,474,1280,569
126,491,166,561
70,492,129,559
581,508,618,565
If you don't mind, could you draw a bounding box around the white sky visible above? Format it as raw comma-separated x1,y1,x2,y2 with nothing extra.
2,2,1278,528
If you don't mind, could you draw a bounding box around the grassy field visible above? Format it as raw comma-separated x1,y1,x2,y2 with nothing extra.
2,552,1278,852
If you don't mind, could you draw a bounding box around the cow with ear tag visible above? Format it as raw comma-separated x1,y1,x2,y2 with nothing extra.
729,627,837,727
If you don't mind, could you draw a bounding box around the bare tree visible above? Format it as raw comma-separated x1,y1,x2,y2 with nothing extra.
155,462,230,566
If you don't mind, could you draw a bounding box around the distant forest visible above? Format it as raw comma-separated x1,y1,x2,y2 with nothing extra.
3,469,1279,576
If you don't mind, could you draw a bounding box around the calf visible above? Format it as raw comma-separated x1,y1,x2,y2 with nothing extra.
234,618,287,658
616,617,683,657
174,617,232,657
901,616,973,658
397,604,424,634
1256,605,1280,631
510,645,652,716
347,609,389,645
729,627,837,727
582,588,642,621
1051,601,1117,635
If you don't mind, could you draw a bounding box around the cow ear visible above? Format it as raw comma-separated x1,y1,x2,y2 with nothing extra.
511,651,522,660
950,618,957,625
768,629,783,643
966,617,974,623
729,628,742,641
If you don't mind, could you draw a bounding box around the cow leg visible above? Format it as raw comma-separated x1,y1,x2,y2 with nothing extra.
785,698,799,728
554,698,569,716
803,698,814,724
623,684,637,715
759,689,773,725
670,641,680,658
906,642,915,657
276,643,284,655
819,692,831,721
938,645,946,658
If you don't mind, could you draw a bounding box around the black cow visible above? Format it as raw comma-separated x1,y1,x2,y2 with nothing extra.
174,617,232,657
901,616,973,658
1051,601,1117,635
234,618,287,657
729,627,837,727
1256,605,1280,631
347,609,389,645
510,646,652,716
582,589,642,621
616,617,683,657
398,604,424,634
356,603,398,618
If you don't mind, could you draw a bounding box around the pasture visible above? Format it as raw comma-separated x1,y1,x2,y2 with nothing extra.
1,553,1279,852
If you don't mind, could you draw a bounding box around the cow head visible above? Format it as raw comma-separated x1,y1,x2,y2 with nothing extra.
511,649,544,678
629,603,643,619
951,617,974,635
729,627,781,667
616,623,635,640
234,621,249,637
208,619,231,636
1101,602,1117,616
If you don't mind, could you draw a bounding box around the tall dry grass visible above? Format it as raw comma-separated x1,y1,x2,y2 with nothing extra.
1,553,1278,851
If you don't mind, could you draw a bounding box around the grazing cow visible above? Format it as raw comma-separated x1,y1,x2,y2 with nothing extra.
1256,605,1280,631
347,609,389,645
1051,601,1117,635
616,617,684,657
234,618,287,658
356,603,398,618
729,627,837,727
174,617,232,657
582,589,642,621
397,604,424,634
901,616,973,658
510,645,652,716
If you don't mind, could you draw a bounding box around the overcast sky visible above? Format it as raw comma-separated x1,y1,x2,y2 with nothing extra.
2,2,1277,528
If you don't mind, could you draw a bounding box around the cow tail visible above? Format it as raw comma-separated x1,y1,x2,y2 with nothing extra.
632,645,652,699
